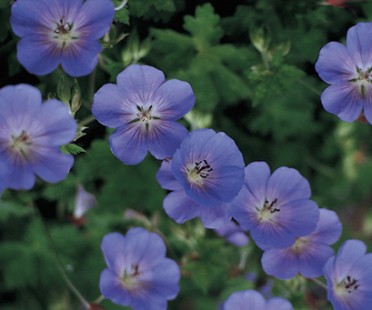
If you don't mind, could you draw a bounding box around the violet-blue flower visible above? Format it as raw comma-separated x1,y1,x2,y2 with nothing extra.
223,289,293,310
10,0,114,77
230,161,319,249
215,220,249,247
92,64,195,165
261,208,342,279
324,239,372,310
73,184,97,219
315,22,372,123
100,228,180,310
156,129,245,229
0,84,77,190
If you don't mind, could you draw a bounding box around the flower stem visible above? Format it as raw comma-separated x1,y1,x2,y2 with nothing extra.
93,295,105,304
34,208,90,309
307,277,328,290
299,79,322,96
115,0,128,11
78,115,96,127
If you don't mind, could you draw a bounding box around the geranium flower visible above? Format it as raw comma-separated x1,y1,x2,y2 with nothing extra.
261,208,342,279
73,184,97,219
10,0,114,77
99,228,180,309
223,289,293,310
230,162,319,249
0,84,77,190
156,129,245,229
315,23,372,124
214,221,249,247
324,239,372,310
92,64,195,165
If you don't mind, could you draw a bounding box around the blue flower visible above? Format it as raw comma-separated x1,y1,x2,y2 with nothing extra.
324,239,372,310
214,221,249,247
99,228,180,310
73,184,97,219
230,162,319,249
0,84,77,190
156,129,245,229
92,64,195,165
261,208,342,279
315,22,372,123
223,290,293,310
10,0,114,77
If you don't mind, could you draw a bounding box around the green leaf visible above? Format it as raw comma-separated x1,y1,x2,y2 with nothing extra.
61,143,86,155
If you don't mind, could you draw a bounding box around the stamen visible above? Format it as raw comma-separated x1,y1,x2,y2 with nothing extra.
187,159,213,185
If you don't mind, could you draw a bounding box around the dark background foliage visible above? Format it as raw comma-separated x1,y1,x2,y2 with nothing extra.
1,0,372,309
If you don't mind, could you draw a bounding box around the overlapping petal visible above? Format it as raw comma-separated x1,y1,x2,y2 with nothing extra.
346,23,372,69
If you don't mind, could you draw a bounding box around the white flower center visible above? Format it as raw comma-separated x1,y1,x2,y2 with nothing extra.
256,198,279,223
10,130,32,157
51,17,79,49
334,275,359,297
351,67,372,98
121,264,141,290
291,237,309,253
187,159,213,186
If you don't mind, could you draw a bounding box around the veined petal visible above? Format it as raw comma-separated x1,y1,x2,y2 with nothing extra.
163,190,200,224
30,146,74,183
244,161,270,204
0,84,41,129
311,209,342,245
156,160,183,191
321,83,363,122
298,243,334,278
17,35,61,76
92,83,134,128
346,23,372,69
224,290,266,310
153,79,195,120
101,233,128,274
109,124,148,165
147,120,189,160
32,99,77,146
116,65,165,103
199,204,230,229
143,258,180,300
75,0,114,39
262,248,299,280
360,87,372,125
315,42,356,84
277,199,320,237
61,40,101,77
124,228,166,272
266,167,311,204
266,298,293,310
5,154,35,190
99,269,131,306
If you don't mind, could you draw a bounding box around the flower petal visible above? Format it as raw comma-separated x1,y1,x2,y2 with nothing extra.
163,190,200,224
101,232,127,274
266,297,293,310
315,42,356,84
33,99,77,146
109,124,148,165
153,79,195,120
262,248,299,280
320,83,363,122
17,35,61,76
346,23,372,69
147,120,189,160
100,268,131,307
156,160,183,191
199,204,230,229
116,65,165,102
266,166,311,204
30,146,74,183
61,40,101,77
92,83,134,128
244,161,271,204
224,290,266,310
311,208,342,245
76,0,114,39
5,154,35,190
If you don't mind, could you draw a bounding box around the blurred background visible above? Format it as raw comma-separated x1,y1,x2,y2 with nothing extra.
1,0,372,309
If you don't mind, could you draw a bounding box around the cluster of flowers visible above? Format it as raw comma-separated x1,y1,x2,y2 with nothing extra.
1,0,372,309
